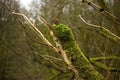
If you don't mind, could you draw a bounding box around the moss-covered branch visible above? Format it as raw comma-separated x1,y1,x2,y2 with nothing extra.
90,58,120,72
90,56,120,61
53,24,104,80
98,27,120,44
39,17,81,80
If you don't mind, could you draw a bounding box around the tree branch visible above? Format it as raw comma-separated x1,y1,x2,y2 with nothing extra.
81,0,120,24
79,15,120,45
34,51,68,73
12,12,58,52
90,58,120,72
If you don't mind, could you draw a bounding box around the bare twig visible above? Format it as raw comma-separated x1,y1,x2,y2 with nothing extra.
34,51,68,73
43,55,63,61
79,14,120,45
81,0,120,24
79,15,100,28
12,12,58,52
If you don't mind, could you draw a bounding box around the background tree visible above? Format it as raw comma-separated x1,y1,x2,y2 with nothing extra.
0,0,48,80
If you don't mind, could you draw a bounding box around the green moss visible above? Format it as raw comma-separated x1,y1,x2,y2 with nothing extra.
53,24,104,80
53,24,74,42
53,24,76,52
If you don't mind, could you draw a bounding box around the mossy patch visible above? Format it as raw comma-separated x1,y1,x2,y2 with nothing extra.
53,24,74,42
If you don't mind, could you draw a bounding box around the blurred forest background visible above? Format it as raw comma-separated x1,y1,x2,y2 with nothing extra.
0,0,120,80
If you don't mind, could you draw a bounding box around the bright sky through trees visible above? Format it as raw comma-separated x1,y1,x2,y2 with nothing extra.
19,0,32,9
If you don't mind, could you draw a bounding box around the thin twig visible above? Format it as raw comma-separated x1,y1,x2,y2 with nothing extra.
12,12,58,52
44,55,63,61
34,51,68,72
79,14,120,45
81,0,120,24
79,15,100,28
